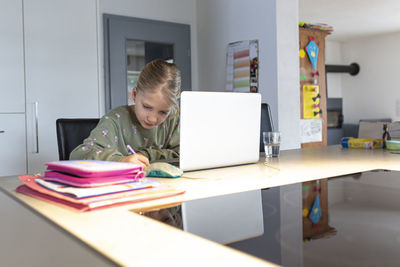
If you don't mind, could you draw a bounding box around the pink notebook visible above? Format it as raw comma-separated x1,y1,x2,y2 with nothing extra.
45,160,143,177
44,171,145,187
16,175,185,212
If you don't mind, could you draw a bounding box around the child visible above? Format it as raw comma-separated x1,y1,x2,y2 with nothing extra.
70,59,181,168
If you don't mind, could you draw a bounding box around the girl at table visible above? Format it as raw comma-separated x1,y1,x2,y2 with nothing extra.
70,59,183,228
70,59,181,169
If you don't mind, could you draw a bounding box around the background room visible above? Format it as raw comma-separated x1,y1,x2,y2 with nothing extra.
300,1,400,265
300,0,400,143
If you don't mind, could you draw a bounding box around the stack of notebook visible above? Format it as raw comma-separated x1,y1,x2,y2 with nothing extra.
16,160,185,212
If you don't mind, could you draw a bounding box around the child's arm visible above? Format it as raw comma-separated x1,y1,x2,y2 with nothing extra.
70,115,150,168
138,115,180,161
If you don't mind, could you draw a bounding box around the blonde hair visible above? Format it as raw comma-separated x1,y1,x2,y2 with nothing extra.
136,59,181,114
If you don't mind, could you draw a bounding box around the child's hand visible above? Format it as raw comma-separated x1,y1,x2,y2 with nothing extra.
120,153,150,168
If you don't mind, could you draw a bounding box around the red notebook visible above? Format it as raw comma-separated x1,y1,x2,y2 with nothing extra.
45,160,143,177
16,175,185,212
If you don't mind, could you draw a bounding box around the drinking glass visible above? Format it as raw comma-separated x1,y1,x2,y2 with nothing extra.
263,131,281,158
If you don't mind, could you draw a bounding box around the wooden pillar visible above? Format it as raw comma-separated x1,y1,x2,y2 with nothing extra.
299,27,333,239
299,28,328,148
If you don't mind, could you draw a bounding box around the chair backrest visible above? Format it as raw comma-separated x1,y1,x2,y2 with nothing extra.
56,118,100,160
358,118,392,139
259,103,274,152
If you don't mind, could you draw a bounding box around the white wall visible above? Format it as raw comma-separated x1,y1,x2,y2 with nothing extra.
276,0,301,150
196,0,301,150
98,0,198,116
196,0,278,123
341,32,400,123
325,40,343,98
196,0,278,104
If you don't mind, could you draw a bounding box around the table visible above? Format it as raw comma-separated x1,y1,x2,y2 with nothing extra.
1,145,399,266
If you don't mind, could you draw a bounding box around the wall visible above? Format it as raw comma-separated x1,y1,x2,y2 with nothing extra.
276,0,301,150
325,40,343,98
196,0,277,97
196,0,300,150
341,32,400,123
98,0,198,116
196,0,278,130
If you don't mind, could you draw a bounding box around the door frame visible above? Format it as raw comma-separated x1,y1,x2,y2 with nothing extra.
103,14,191,112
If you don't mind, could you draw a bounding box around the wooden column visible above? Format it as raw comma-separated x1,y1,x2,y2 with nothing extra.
299,28,328,148
299,28,332,239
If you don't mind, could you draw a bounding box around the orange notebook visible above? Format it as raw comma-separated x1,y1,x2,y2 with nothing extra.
16,175,185,212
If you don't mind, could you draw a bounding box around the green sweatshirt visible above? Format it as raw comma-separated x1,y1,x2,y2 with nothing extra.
70,105,180,162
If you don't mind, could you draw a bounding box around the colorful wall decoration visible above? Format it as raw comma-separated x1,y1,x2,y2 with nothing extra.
303,84,321,119
226,40,259,92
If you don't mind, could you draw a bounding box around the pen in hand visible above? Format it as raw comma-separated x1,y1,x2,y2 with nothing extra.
126,144,136,155
125,144,150,168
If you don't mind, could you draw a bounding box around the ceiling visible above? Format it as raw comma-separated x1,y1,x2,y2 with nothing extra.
299,0,400,42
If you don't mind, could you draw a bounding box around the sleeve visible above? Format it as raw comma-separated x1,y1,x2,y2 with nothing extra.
138,115,180,162
69,117,125,162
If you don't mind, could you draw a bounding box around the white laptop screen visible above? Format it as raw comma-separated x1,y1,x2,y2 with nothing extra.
179,91,261,171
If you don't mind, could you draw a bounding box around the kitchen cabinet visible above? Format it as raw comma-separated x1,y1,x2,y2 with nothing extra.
1,0,99,176
0,0,26,176
24,0,99,174
0,114,27,176
0,0,25,113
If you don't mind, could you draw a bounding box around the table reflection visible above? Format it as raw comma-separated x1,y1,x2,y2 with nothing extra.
138,170,400,266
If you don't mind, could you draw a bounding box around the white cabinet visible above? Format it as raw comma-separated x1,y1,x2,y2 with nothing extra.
1,0,100,176
0,0,25,113
24,0,99,174
0,114,27,176
0,0,26,177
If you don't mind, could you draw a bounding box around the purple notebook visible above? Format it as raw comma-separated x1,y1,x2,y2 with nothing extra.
45,160,143,178
44,171,145,187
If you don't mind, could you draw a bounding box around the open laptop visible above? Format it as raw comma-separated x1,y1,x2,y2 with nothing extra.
179,91,261,171
179,91,264,244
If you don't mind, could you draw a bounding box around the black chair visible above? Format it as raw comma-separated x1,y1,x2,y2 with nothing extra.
56,118,100,160
259,103,274,152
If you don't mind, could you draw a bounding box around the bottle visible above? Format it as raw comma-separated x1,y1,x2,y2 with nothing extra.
382,124,391,149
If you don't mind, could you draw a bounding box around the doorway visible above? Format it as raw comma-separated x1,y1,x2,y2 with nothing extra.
103,14,191,112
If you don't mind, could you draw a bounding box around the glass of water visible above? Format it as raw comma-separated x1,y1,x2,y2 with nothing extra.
263,131,281,158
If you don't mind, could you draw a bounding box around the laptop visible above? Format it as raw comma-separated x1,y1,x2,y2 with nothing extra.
179,91,264,244
179,91,261,171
